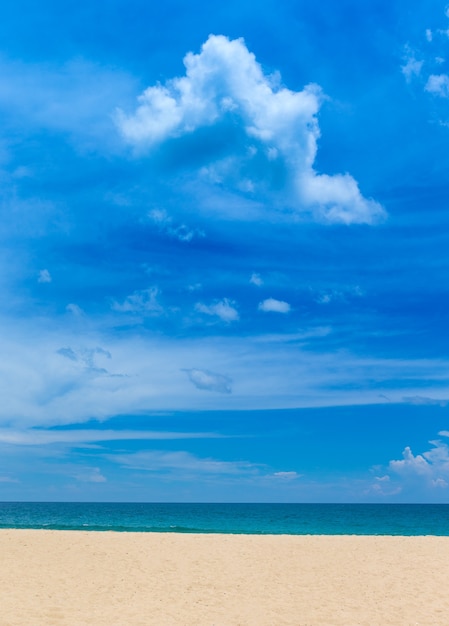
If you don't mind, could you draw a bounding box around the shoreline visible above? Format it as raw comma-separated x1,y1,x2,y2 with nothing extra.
2,527,449,536
1,530,449,625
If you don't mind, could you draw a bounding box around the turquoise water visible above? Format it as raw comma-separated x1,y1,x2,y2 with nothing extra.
1,503,449,535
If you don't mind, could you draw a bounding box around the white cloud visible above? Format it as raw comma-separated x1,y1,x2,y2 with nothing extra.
250,272,263,286
112,450,256,476
389,446,432,477
187,282,202,292
66,303,84,316
38,269,52,283
299,172,384,224
387,441,449,489
316,285,364,304
258,298,290,313
402,395,449,407
0,427,221,446
148,208,204,242
3,314,449,428
183,368,232,394
57,346,111,374
426,28,433,42
112,287,163,315
401,55,424,82
252,327,331,343
273,471,300,480
0,57,137,150
425,73,449,97
367,439,449,497
195,298,239,322
74,467,106,483
316,293,332,304
117,35,384,225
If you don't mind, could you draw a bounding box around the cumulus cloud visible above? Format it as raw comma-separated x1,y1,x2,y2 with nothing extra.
183,368,232,394
401,48,424,82
425,74,449,97
195,298,239,322
117,35,384,225
258,298,290,313
368,438,449,497
38,269,52,283
389,446,432,477
388,441,449,488
112,287,163,315
250,272,263,286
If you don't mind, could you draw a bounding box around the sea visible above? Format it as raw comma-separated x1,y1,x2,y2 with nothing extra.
1,502,449,535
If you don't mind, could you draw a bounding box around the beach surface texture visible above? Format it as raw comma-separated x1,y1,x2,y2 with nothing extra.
1,530,449,625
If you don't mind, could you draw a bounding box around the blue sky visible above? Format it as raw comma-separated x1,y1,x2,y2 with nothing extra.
1,0,449,502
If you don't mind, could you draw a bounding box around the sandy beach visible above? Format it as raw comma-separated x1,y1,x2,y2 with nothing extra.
1,530,448,625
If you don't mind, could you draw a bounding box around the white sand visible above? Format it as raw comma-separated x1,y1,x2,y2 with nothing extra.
1,530,449,625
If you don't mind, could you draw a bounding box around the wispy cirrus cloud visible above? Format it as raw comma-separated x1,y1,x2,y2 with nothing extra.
112,287,164,315
183,368,232,394
3,314,449,429
0,427,222,446
0,476,19,483
0,57,137,149
57,346,111,374
148,208,204,242
117,35,384,225
402,395,449,407
111,449,258,476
